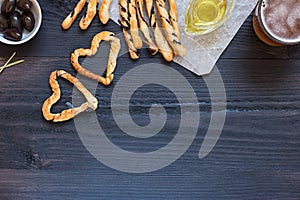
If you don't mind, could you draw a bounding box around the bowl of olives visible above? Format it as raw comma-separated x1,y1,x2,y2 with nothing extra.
0,0,42,45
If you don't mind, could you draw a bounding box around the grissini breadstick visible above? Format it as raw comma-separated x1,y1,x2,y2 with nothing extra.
128,0,143,49
42,70,98,122
168,0,180,41
144,0,152,17
62,0,87,30
79,0,97,30
145,0,173,62
136,0,158,55
99,0,112,24
123,28,140,59
156,0,186,56
119,0,140,59
71,31,121,85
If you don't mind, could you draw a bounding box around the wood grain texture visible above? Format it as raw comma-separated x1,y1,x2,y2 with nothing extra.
0,0,300,199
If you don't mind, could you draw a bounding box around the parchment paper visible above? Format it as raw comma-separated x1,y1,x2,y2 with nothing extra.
110,0,258,75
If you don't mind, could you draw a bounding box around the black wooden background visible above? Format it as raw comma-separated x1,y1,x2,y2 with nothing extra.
0,0,300,199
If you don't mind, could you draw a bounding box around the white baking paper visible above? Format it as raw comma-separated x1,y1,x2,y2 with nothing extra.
110,0,258,75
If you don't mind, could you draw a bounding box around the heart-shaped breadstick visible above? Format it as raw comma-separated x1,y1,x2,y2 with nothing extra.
71,31,121,86
42,70,98,122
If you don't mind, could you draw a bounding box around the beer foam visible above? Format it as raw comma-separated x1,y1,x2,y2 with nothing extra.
287,3,300,32
262,0,300,41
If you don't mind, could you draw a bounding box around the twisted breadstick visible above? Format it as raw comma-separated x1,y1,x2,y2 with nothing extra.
156,0,186,56
42,70,98,122
168,0,180,41
99,0,112,24
71,31,121,85
136,0,158,55
145,0,173,62
79,0,97,30
144,0,152,17
62,0,87,30
119,0,139,59
128,0,143,49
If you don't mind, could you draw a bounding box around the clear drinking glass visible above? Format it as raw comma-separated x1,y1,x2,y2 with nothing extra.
184,0,235,35
253,0,300,46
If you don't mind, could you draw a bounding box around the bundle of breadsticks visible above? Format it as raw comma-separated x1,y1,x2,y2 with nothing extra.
62,0,113,30
119,0,186,61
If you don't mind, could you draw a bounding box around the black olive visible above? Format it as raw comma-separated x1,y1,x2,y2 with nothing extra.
0,13,9,32
1,0,16,17
3,28,22,41
9,11,23,32
22,11,35,31
16,0,31,11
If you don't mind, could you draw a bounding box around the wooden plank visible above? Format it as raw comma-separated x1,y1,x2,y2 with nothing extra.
0,111,299,199
0,162,299,200
1,57,299,113
0,57,299,170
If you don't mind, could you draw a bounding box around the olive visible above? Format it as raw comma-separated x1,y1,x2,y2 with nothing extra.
16,0,32,11
0,13,9,32
9,11,23,32
1,0,16,17
22,11,35,31
3,28,22,41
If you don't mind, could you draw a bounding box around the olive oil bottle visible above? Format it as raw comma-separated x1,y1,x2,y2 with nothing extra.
185,0,227,34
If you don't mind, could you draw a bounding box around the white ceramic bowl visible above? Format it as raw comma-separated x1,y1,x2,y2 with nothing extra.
0,0,42,45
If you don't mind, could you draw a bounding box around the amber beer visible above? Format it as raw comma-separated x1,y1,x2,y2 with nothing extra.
253,0,300,46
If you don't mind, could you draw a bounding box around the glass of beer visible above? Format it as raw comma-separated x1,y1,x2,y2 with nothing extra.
253,0,300,46
184,0,236,35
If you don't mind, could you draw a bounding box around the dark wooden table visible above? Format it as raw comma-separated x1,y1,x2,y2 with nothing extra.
1,0,300,199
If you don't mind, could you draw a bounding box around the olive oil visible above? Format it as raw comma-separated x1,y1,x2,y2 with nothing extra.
185,0,227,34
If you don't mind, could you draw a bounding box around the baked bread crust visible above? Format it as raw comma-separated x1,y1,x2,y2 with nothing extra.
42,70,98,122
71,31,121,85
